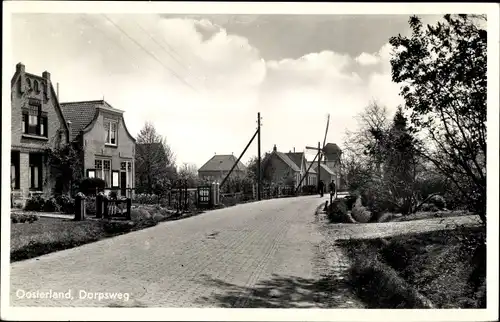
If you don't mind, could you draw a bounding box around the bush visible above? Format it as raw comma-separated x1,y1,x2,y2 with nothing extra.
11,213,39,224
351,197,372,223
109,191,118,200
327,199,349,223
56,194,75,214
421,203,439,212
85,197,97,215
78,177,105,196
42,198,60,212
301,185,317,195
24,195,46,211
429,195,446,210
152,213,165,222
343,195,358,211
134,193,160,204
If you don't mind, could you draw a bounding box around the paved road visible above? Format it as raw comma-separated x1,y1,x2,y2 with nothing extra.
10,195,481,308
10,195,339,308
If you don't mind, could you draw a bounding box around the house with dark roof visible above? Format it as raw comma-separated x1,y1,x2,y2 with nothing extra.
60,99,136,197
10,63,71,206
198,154,247,182
260,145,306,188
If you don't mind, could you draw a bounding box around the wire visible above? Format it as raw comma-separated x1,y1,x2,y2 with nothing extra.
102,14,199,93
131,18,190,73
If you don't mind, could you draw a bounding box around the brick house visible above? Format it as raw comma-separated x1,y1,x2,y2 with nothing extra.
60,100,136,197
198,154,247,183
10,63,71,206
261,145,303,187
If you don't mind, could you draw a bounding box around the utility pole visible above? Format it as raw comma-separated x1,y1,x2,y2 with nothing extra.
257,112,262,201
317,141,321,191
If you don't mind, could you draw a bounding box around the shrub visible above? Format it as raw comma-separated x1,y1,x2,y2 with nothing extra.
109,191,118,200
351,197,372,223
152,213,165,222
56,194,75,214
134,193,160,204
85,197,97,215
24,195,46,211
301,185,317,195
78,177,105,196
327,199,349,223
421,203,439,212
42,198,60,212
376,213,400,223
11,213,39,224
343,195,358,211
429,195,446,210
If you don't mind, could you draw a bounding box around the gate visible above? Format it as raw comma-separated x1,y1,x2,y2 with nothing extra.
96,194,131,220
197,182,220,209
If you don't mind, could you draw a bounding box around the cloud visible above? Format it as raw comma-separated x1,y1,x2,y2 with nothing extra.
355,52,380,66
11,14,403,167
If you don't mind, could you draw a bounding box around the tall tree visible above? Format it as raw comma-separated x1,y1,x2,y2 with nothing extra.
135,122,177,195
389,14,487,223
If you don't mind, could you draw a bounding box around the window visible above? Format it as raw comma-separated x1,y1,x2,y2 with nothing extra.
94,159,103,179
34,80,39,93
103,160,111,187
93,159,112,187
29,154,42,190
22,105,47,137
104,120,117,145
11,151,20,190
112,171,120,188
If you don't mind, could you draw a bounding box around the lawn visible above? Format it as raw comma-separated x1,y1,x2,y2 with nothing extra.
10,217,151,262
338,225,486,308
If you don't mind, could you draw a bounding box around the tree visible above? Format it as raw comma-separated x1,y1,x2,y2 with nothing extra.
45,143,83,196
389,14,487,223
177,163,199,188
135,122,177,195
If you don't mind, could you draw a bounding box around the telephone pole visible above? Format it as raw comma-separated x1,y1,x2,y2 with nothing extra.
257,112,262,201
317,141,321,190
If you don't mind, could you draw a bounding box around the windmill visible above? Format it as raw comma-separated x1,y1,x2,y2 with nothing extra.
295,114,330,193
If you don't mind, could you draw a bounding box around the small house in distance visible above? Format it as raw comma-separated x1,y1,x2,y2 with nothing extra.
198,154,247,183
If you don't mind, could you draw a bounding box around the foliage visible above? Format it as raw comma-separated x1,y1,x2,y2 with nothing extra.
429,195,446,210
11,213,39,224
351,197,373,223
389,15,487,223
327,199,349,223
42,197,60,212
45,143,83,195
134,193,161,204
78,177,106,196
85,196,97,215
135,122,177,194
24,195,46,212
177,163,199,188
301,185,317,195
55,194,75,214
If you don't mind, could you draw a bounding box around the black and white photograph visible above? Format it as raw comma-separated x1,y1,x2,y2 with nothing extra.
1,2,499,321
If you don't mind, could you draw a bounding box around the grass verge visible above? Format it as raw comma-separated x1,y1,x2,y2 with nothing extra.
338,225,486,308
10,208,206,262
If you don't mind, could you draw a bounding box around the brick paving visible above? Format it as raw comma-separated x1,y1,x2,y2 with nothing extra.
9,195,481,308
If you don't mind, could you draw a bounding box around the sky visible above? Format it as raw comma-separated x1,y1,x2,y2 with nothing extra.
10,12,443,168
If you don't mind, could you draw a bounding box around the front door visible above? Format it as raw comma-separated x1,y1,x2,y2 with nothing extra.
120,172,127,197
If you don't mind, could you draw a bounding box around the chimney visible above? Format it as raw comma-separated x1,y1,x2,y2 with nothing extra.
42,71,51,100
42,71,51,81
273,144,277,152
17,63,26,93
16,62,25,73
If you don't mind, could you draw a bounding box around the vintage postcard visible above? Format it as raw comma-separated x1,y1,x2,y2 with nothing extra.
1,1,499,321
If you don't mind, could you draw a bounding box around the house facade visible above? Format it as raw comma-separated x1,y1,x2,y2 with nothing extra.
261,145,302,187
10,63,70,206
198,154,247,183
60,100,136,197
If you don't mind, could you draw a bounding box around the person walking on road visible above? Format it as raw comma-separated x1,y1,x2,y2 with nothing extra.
329,180,337,203
318,180,325,197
